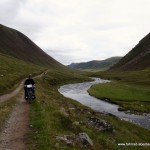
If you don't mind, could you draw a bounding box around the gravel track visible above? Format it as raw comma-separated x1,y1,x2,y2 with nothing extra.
0,71,46,150
0,96,29,150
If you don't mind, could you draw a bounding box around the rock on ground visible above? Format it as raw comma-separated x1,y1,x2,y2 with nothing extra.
56,132,93,147
86,117,114,131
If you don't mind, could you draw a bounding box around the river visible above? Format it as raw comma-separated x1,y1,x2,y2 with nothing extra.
58,78,150,130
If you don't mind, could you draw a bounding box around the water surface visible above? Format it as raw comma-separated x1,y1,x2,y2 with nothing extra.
58,78,150,130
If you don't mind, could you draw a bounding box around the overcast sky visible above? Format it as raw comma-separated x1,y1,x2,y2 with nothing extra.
0,0,150,65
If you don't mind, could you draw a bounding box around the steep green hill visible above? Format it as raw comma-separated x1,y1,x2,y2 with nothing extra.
0,24,63,68
110,33,150,71
68,57,122,71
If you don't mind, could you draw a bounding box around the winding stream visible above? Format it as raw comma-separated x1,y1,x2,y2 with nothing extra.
58,78,150,130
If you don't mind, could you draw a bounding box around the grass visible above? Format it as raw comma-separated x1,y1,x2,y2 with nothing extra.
88,82,150,112
0,53,45,95
27,70,150,150
92,68,150,85
0,52,149,149
88,68,150,113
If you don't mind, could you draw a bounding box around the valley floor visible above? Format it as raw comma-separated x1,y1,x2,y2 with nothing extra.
0,70,149,150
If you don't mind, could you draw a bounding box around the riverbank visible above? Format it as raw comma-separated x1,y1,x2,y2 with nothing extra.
88,81,150,113
59,78,150,129
89,69,150,114
27,71,150,150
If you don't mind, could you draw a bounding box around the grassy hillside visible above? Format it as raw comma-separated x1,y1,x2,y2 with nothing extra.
0,24,63,68
110,33,150,71
88,33,150,111
0,53,45,95
68,57,122,71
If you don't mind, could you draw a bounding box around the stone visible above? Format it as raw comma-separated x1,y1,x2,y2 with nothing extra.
86,117,114,131
29,124,33,128
56,132,93,147
72,121,80,126
60,108,69,117
77,132,93,147
40,100,47,105
55,142,59,148
56,134,76,146
69,107,76,110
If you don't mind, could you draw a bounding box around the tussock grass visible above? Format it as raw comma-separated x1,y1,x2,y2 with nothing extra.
27,70,150,150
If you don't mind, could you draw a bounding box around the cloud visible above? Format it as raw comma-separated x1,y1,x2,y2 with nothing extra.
0,0,23,23
0,0,150,64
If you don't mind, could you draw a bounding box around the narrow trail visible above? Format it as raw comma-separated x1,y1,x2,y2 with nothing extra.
0,71,46,104
0,97,29,150
0,71,47,150
0,81,24,104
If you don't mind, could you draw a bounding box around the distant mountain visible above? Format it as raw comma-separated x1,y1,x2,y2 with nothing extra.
110,33,150,71
0,24,62,68
68,57,122,70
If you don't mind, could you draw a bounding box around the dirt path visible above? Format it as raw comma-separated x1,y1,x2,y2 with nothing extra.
0,71,47,150
0,96,29,150
0,81,24,104
0,71,46,104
